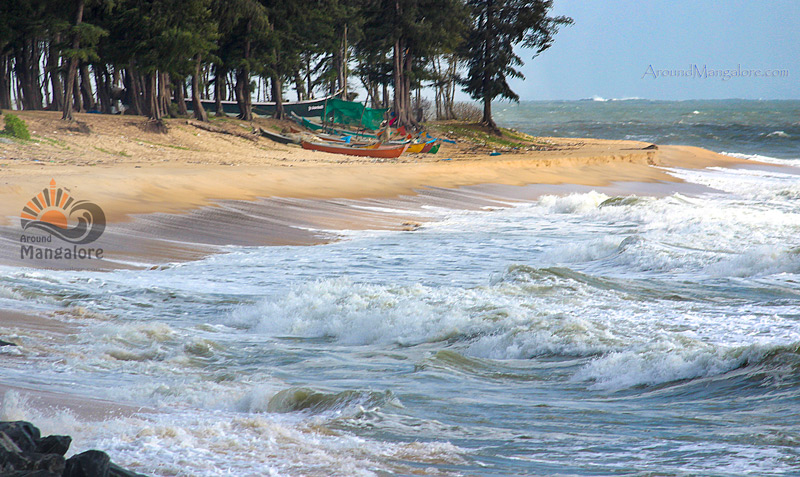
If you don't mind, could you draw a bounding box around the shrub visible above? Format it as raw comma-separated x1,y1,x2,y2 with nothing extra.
452,102,482,122
3,114,31,140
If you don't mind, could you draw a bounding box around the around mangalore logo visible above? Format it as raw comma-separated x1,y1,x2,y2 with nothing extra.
19,179,106,260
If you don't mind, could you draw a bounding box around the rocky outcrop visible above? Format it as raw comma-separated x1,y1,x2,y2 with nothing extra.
0,421,145,477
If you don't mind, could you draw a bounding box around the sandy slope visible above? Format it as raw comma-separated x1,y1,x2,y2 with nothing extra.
0,110,750,226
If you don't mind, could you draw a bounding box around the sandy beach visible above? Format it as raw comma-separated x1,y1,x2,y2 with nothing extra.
2,104,798,476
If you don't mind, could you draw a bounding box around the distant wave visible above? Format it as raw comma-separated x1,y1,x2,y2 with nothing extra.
765,130,791,138
584,96,644,102
721,151,799,164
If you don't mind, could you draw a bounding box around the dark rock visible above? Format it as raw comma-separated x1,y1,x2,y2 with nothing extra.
63,450,110,477
0,422,145,477
1,431,23,453
34,435,71,456
109,462,148,477
0,422,41,452
0,338,17,346
0,448,65,474
27,452,65,473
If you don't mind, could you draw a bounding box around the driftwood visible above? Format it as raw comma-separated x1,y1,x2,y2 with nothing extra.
186,120,259,142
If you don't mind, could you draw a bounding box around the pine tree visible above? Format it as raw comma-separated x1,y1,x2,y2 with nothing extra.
62,0,108,120
459,0,572,131
361,0,466,128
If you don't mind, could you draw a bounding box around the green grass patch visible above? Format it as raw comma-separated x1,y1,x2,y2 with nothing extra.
429,121,551,149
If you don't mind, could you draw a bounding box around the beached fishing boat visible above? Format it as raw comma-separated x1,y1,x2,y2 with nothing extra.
259,127,297,144
301,140,408,158
406,140,438,153
314,132,375,146
183,91,339,118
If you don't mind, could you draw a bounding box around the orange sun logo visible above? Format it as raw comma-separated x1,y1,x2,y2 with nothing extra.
20,179,105,244
20,179,73,228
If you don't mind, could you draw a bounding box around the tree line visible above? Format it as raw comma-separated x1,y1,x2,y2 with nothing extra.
0,0,571,130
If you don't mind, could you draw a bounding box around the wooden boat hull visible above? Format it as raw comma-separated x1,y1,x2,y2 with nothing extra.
301,141,407,158
259,128,297,144
407,141,438,153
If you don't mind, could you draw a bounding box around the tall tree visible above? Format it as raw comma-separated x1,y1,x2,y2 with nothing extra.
361,0,466,128
62,0,86,120
214,0,268,121
260,0,324,119
0,2,15,109
459,0,571,131
108,0,217,120
62,0,107,120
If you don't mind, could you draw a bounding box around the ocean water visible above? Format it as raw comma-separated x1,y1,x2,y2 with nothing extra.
495,99,800,159
2,100,800,476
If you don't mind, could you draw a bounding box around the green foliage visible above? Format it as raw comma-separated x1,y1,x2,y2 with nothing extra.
3,114,31,140
459,0,572,113
61,21,109,62
360,0,467,82
0,0,571,127
108,0,218,76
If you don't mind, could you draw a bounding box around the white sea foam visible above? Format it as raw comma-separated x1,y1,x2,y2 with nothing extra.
3,395,465,476
721,151,800,166
573,340,775,390
3,154,799,473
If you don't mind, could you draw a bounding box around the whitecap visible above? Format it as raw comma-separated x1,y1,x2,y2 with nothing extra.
765,130,790,138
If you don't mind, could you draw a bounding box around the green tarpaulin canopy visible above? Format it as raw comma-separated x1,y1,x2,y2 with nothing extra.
323,97,387,131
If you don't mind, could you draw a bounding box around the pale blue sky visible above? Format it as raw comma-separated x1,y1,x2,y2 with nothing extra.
500,0,800,100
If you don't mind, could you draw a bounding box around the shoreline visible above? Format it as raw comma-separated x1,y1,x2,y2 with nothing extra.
0,111,765,269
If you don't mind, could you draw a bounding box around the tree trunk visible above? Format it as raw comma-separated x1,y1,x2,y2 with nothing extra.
159,72,172,117
47,36,64,111
0,54,12,109
95,64,112,113
43,59,51,107
192,55,207,121
305,55,313,99
294,70,305,101
234,67,252,120
271,76,284,120
392,33,416,128
16,40,44,110
235,19,253,121
481,1,498,131
332,23,348,97
122,66,144,115
72,76,83,113
213,65,225,116
446,55,456,119
392,39,402,124
62,0,85,120
145,71,161,120
174,77,188,116
80,62,95,110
